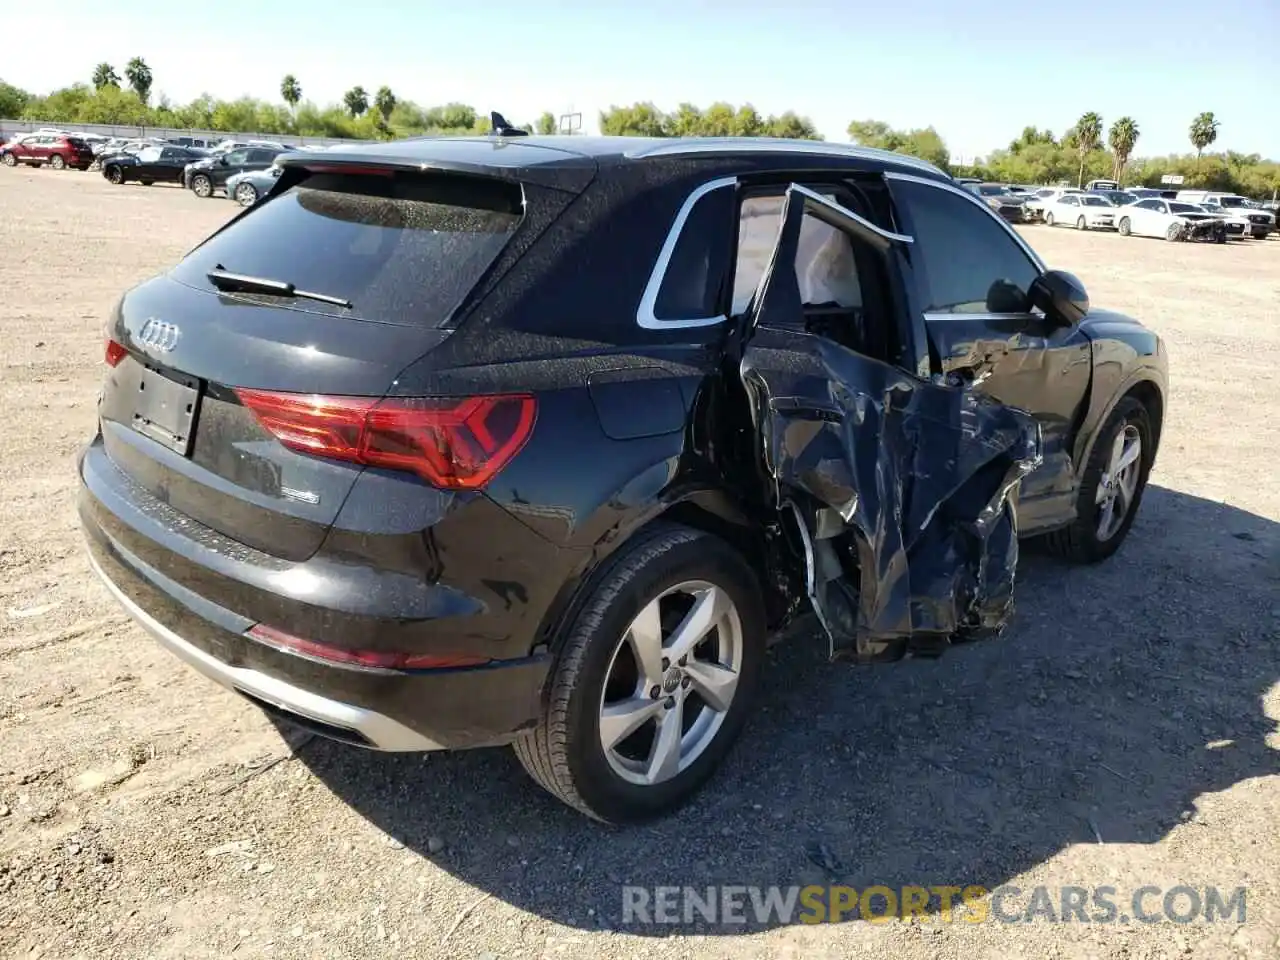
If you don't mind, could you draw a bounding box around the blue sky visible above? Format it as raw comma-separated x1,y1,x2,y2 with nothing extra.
6,0,1277,158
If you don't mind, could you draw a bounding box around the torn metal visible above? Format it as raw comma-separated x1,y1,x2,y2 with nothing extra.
736,184,1042,662
743,337,1041,661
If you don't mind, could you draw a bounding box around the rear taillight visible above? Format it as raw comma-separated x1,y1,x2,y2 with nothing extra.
234,389,536,491
105,339,127,367
247,623,489,671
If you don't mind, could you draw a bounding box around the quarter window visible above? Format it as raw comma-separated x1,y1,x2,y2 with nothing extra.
892,179,1040,315
651,183,735,322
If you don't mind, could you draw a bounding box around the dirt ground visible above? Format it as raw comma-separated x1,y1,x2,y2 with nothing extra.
0,169,1277,960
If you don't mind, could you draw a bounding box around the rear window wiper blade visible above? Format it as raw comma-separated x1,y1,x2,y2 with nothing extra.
206,267,352,309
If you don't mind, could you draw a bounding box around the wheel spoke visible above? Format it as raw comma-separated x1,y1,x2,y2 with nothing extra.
1114,437,1141,474
684,660,738,713
645,700,684,784
1095,475,1112,504
1097,497,1116,538
599,697,661,750
666,586,732,663
625,599,665,686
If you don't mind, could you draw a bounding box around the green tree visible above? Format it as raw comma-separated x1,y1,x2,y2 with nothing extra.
1108,117,1139,181
1189,111,1219,160
666,103,703,137
92,63,120,91
846,119,948,167
280,75,301,115
763,111,821,140
535,111,557,135
1072,111,1103,186
599,102,669,136
343,85,369,118
374,86,396,123
1009,126,1055,153
0,79,31,118
124,57,153,104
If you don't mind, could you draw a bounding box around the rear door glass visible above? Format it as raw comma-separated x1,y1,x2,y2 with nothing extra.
172,171,524,328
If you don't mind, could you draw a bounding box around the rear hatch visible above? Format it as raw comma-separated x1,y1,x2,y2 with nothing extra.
99,157,582,561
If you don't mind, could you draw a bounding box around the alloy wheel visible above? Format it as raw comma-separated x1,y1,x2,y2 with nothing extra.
235,183,257,206
49,154,65,170
1,153,15,167
1095,424,1142,541
598,580,743,786
107,167,122,184
193,175,212,198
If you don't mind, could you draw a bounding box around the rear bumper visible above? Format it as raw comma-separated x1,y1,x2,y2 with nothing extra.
78,437,556,752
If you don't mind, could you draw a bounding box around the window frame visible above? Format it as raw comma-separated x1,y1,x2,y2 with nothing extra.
885,171,1046,321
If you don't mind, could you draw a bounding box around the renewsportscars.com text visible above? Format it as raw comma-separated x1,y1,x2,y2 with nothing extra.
621,884,1247,926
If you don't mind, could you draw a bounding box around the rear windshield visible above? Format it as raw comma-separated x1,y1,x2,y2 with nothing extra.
173,171,522,327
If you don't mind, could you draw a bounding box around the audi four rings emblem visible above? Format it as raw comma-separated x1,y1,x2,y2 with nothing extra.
137,318,181,352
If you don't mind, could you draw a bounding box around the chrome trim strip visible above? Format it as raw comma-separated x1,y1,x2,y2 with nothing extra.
636,176,737,330
87,551,446,752
789,183,915,245
884,171,1048,272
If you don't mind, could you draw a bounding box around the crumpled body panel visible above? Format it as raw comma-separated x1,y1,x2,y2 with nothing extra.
742,333,1042,660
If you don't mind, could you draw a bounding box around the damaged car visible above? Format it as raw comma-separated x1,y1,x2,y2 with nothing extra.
79,136,1167,823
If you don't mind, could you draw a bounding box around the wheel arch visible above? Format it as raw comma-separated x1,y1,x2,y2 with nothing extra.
1074,371,1165,482
528,486,787,661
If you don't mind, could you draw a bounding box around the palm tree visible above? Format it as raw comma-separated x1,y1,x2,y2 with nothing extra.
124,57,152,104
280,75,301,116
92,63,120,91
343,85,369,118
374,86,396,123
1189,112,1220,160
1108,117,1140,182
1073,111,1103,187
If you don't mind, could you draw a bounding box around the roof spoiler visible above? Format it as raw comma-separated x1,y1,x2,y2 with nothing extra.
489,111,529,138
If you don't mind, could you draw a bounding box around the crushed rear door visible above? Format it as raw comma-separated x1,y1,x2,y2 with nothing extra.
734,185,1042,660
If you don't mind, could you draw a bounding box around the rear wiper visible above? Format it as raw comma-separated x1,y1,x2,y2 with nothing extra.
206,267,352,309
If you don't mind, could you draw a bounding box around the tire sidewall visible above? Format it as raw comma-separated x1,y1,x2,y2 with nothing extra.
1119,218,1130,236
557,531,765,821
193,174,212,197
1077,397,1153,560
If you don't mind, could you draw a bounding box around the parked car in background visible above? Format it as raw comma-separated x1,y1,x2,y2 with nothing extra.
1116,198,1228,242
1090,188,1139,207
224,164,282,207
1044,193,1117,230
1084,179,1120,192
1176,192,1274,238
1127,188,1178,201
0,133,96,170
102,144,206,186
80,136,1167,823
168,136,213,150
962,183,1028,222
1194,204,1251,240
1024,186,1083,220
185,145,286,197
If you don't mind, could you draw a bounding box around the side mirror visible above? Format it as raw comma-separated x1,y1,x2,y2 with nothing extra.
218,155,228,166
1029,269,1089,326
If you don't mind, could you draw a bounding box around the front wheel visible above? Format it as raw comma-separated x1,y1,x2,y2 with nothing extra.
191,173,213,198
1118,217,1131,236
1076,216,1087,231
1165,222,1184,242
514,524,765,823
1045,212,1055,227
48,153,66,170
1039,396,1153,563
105,166,124,184
234,181,259,207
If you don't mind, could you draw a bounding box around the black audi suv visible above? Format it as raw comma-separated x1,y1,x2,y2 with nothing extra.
80,136,1167,822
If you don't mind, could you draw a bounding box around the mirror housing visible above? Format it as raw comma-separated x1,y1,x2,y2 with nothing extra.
1029,269,1089,326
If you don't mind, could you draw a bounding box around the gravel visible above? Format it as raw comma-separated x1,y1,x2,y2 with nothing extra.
0,169,1277,959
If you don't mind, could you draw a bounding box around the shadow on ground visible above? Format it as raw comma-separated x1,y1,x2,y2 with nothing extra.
291,484,1279,933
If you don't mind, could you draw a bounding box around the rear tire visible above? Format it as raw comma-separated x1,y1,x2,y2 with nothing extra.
1,153,15,167
139,180,153,187
514,523,765,823
1040,396,1153,564
49,153,66,170
1118,217,1131,236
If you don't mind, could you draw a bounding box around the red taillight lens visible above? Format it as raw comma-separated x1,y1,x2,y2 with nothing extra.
234,389,536,491
247,623,489,671
105,339,127,367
